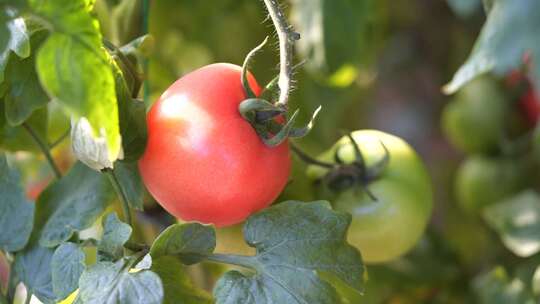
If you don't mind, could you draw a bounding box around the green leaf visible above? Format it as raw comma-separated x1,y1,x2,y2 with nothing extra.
291,0,382,81
445,0,540,93
3,30,49,126
150,223,216,265
213,201,365,304
32,0,121,164
35,162,114,247
0,153,34,252
78,259,163,304
14,244,55,304
0,103,48,153
113,61,147,162
51,242,85,301
483,190,540,257
113,162,144,210
151,256,213,304
0,9,30,83
98,212,132,262
473,267,535,304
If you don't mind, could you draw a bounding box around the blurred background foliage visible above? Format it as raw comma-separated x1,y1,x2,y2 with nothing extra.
145,1,534,303
5,0,540,303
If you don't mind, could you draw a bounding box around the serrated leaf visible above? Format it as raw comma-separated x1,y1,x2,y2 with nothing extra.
483,190,540,257
14,244,55,304
32,0,121,164
214,201,365,304
0,9,30,83
150,223,216,265
445,0,540,93
291,0,381,80
79,259,163,304
0,153,34,252
98,212,132,262
112,162,144,210
151,256,212,304
51,242,85,301
473,267,536,304
35,162,114,247
3,30,49,126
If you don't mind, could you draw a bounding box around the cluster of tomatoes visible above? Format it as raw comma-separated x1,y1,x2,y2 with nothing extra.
442,74,540,214
138,63,434,264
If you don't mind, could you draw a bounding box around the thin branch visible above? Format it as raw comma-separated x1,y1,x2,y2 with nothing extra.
290,143,335,169
105,169,132,226
49,127,71,149
23,122,62,180
263,0,299,108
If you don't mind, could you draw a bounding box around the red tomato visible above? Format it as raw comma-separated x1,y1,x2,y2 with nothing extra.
139,63,290,227
519,89,540,126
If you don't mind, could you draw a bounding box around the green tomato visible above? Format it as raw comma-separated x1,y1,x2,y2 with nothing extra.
455,156,527,213
307,130,433,264
442,77,507,154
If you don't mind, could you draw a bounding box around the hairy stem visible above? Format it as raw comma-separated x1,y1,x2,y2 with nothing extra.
105,169,132,226
263,0,298,108
23,122,62,180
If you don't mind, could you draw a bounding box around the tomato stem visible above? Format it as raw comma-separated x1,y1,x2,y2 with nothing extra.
49,127,71,149
105,168,133,227
22,122,62,180
6,263,16,304
262,0,299,108
290,143,335,169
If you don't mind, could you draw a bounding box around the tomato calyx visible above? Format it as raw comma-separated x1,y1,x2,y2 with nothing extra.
294,133,391,200
238,38,321,147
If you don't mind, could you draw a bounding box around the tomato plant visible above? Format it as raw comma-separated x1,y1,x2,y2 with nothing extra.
2,0,540,303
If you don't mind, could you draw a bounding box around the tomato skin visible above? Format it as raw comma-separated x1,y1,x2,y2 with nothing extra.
442,78,507,154
139,63,290,227
307,130,433,264
455,156,527,213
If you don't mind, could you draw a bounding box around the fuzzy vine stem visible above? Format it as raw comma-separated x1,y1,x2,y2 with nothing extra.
262,0,299,108
22,122,62,180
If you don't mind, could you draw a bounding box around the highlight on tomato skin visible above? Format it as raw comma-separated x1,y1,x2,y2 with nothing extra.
138,63,291,227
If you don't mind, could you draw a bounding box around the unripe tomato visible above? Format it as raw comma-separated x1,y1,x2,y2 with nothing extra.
139,63,290,227
307,130,433,264
455,156,527,213
442,78,507,154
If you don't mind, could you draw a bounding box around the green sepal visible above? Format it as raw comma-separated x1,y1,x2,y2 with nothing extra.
241,37,269,99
